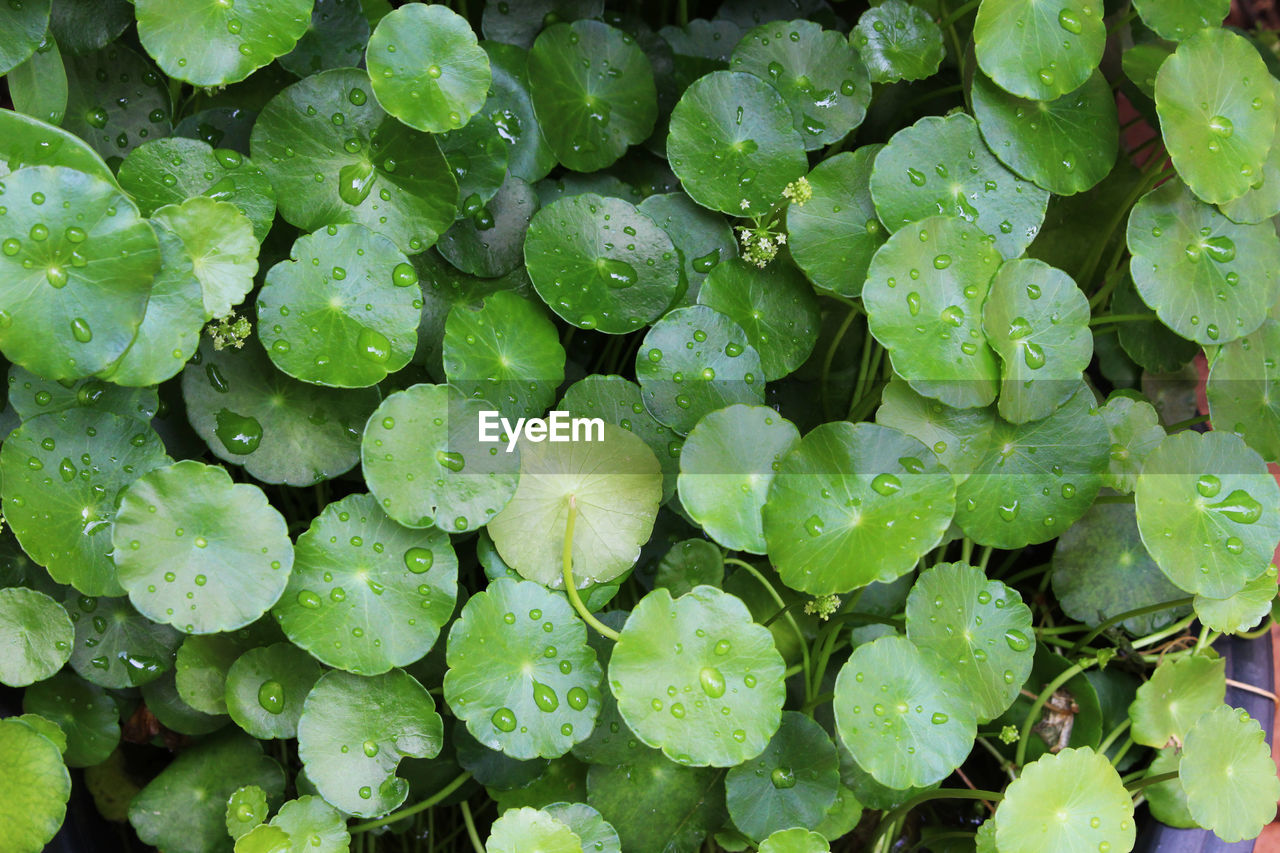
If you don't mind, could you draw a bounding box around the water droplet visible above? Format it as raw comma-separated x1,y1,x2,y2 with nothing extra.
567,687,589,710
933,254,952,270
362,740,379,757
257,680,285,714
907,168,927,186
392,262,417,287
804,514,824,536
297,590,322,609
436,450,465,472
906,292,921,316
596,257,638,288
1208,115,1234,137
404,547,434,573
1195,474,1222,498
1203,235,1236,263
532,681,559,712
357,327,391,363
1023,342,1046,369
870,473,902,496
691,248,720,273
941,305,965,327
1004,629,1030,651
770,767,796,789
1209,489,1263,524
1225,536,1245,554
931,712,949,724
70,317,92,343
491,707,517,731
337,161,375,205
699,666,726,698
1057,9,1083,33
998,500,1020,521
214,409,262,455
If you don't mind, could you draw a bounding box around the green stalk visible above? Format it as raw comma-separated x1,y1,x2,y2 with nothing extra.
1015,660,1095,767
1067,597,1193,655
562,496,621,642
350,772,471,833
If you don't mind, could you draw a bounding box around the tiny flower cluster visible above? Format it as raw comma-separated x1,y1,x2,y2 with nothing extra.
205,311,252,351
804,593,842,620
736,223,787,268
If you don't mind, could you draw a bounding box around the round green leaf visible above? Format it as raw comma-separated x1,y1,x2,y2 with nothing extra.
117,137,278,241
0,717,69,853
0,0,49,74
142,668,230,737
135,0,313,86
1143,748,1196,829
678,404,799,554
361,383,521,531
954,385,1108,549
1181,704,1280,842
488,424,661,587
559,374,682,504
280,0,371,77
544,802,621,853
870,114,1049,259
269,795,350,853
1133,0,1229,41
874,378,997,486
235,824,290,853
274,493,458,675
1126,179,1280,344
6,364,158,423
906,562,1035,722
487,807,583,853
444,291,564,421
297,669,443,817
729,19,870,150
1112,274,1198,374
655,539,725,599
585,748,726,852
1208,315,1280,462
610,585,786,767
0,107,116,184
251,67,458,255
129,732,285,853
635,305,766,434
697,259,819,381
1194,565,1278,635
22,671,120,767
786,146,887,298
438,173,538,279
667,70,808,216
972,70,1118,196
183,338,380,486
974,0,1105,101
982,258,1092,424
1129,653,1225,748
833,635,976,789
852,0,944,85
862,214,1003,410
153,196,260,321
0,586,72,687
366,4,490,134
1220,81,1280,225
759,829,830,853
524,192,681,334
0,409,169,596
99,224,206,387
1134,430,1280,598
62,44,171,164
1052,503,1190,636
259,223,419,387
1098,394,1166,493
64,593,181,689
0,165,159,379
993,747,1134,853
725,711,839,842
226,642,322,740
482,41,558,183
637,191,736,307
8,34,68,128
764,421,954,595
444,578,603,760
528,20,656,172
175,620,282,715
226,785,268,841
1155,28,1277,205
113,460,294,634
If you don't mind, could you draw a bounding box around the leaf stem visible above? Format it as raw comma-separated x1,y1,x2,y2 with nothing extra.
460,800,485,853
349,772,472,833
1015,659,1096,767
821,304,862,421
1067,597,1193,655
1097,718,1131,755
1087,313,1157,328
724,557,812,694
937,0,980,28
1165,413,1209,432
1126,770,1178,792
874,788,1005,849
562,496,621,642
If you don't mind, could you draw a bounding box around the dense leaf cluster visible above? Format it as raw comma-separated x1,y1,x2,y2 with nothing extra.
0,0,1278,852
